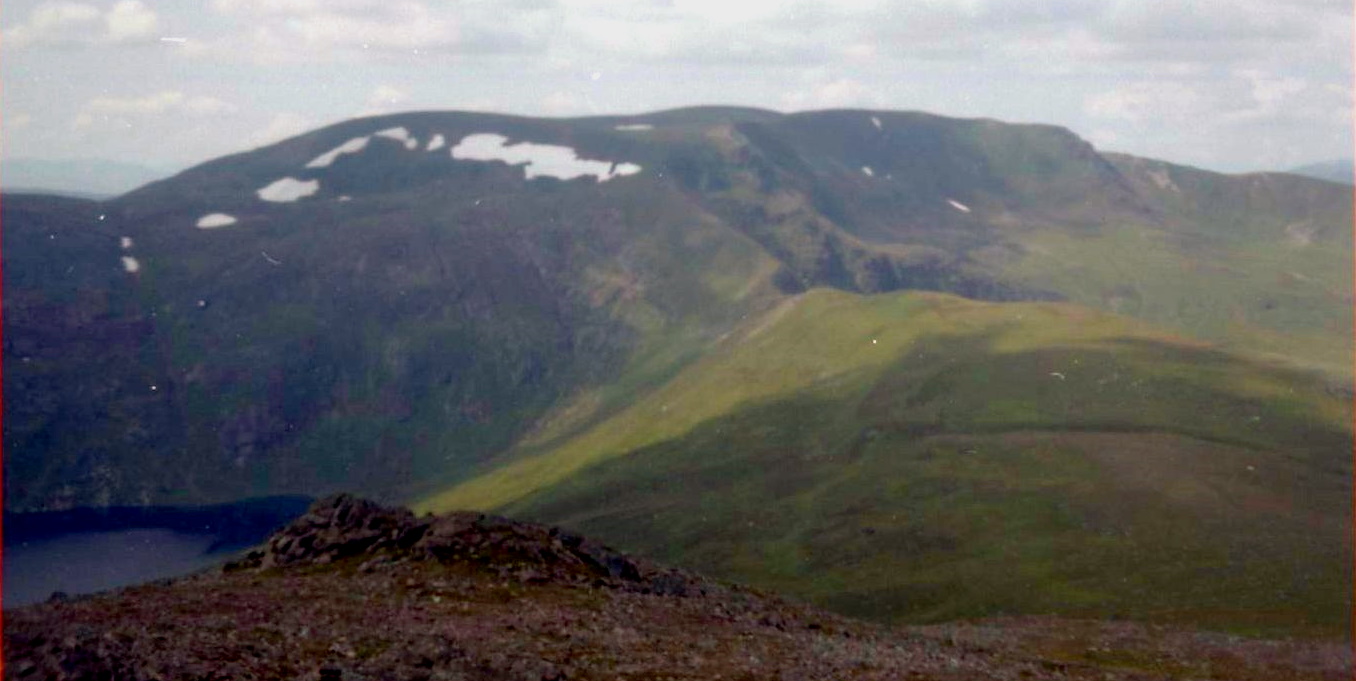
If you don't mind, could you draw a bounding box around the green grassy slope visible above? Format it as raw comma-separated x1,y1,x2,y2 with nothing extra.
988,156,1354,374
7,106,1350,518
421,289,1352,636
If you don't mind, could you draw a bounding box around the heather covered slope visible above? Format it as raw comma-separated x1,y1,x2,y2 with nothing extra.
424,289,1353,635
5,496,1349,680
5,106,1349,513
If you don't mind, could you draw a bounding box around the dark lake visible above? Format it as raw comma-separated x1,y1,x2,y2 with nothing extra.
3,496,312,608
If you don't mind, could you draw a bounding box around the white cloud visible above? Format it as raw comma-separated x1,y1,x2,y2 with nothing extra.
250,112,313,147
363,85,410,114
4,0,159,48
183,96,235,115
540,91,590,115
1085,68,1346,132
781,77,881,110
3,2,101,47
207,0,557,60
73,91,237,129
105,1,158,42
1081,64,1351,169
1083,81,1211,124
3,0,1350,174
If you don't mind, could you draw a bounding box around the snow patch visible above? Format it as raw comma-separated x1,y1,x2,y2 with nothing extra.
871,116,882,130
426,133,446,152
306,136,370,168
337,195,352,202
376,126,418,150
861,166,874,177
258,177,320,202
121,256,141,273
196,213,238,229
947,199,971,213
614,124,654,131
1146,167,1180,192
450,133,643,182
120,236,133,250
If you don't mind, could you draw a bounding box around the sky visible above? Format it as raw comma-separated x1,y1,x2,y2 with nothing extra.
2,0,1351,174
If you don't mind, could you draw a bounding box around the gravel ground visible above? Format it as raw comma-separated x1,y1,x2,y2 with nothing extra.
5,496,1348,681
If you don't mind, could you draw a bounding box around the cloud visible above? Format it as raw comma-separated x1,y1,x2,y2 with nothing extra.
250,113,313,147
1081,64,1351,169
1085,66,1348,130
780,77,881,110
207,0,557,60
4,0,159,48
540,90,590,115
105,1,158,42
354,85,416,117
1083,81,1212,124
73,91,237,129
366,85,410,110
4,0,1349,174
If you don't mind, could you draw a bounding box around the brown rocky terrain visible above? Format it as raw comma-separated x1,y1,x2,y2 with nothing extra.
4,495,1350,680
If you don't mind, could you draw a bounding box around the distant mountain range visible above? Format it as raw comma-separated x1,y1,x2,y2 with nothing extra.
1287,158,1353,185
3,107,1350,634
2,157,174,199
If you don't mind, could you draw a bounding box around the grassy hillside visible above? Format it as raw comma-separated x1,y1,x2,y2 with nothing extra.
989,156,1355,374
421,289,1352,636
7,106,1350,519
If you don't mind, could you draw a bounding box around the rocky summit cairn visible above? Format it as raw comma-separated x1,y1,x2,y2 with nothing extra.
227,494,705,596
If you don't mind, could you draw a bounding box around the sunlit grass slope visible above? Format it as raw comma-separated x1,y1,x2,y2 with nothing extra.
993,225,1353,375
420,288,1352,636
993,154,1355,375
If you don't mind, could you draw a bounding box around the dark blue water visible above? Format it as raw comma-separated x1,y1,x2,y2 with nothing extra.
3,496,311,608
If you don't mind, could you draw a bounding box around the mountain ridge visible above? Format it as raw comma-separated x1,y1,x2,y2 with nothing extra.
1286,159,1354,185
3,105,1349,636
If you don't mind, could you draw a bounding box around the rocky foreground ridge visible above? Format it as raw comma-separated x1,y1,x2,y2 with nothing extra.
4,495,1349,680
222,494,701,597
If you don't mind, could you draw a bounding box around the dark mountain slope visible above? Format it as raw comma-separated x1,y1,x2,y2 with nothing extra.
3,106,1349,521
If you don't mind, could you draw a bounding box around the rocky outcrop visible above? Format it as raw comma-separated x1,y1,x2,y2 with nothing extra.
226,494,707,596
6,495,1348,681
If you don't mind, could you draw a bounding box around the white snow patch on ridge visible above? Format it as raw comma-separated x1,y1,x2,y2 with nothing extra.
197,213,238,229
450,133,642,182
1147,167,1180,193
258,177,320,202
861,166,874,177
871,116,882,130
614,124,654,131
426,134,446,152
376,126,418,150
121,256,140,273
306,136,370,168
947,199,971,213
